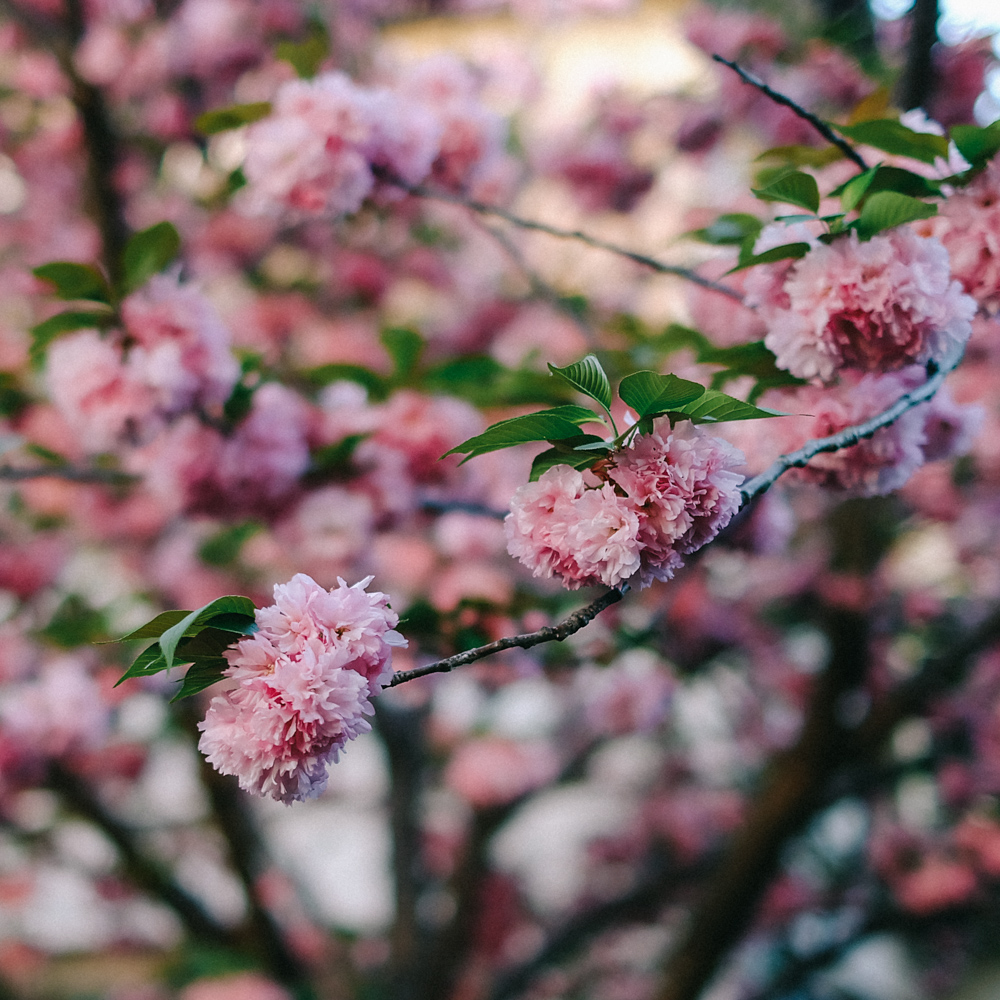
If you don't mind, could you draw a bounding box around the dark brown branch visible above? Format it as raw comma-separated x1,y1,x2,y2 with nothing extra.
62,0,131,283
654,606,870,1000
174,700,314,993
372,169,745,303
45,761,234,946
652,599,1000,1000
712,56,868,171
490,848,703,1000
396,350,962,688
373,701,428,1000
0,465,137,484
897,0,940,112
388,585,627,686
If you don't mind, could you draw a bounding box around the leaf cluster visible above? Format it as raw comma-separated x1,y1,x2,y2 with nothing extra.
444,354,781,482
690,116,1000,274
31,222,182,363
113,596,258,701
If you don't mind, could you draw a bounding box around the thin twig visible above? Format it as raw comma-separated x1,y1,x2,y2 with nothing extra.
0,465,138,484
712,55,868,171
740,347,963,505
475,218,597,341
388,585,627,686
373,170,744,303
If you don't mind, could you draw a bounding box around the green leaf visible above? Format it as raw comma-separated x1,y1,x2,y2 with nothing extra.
854,191,936,240
33,262,111,304
115,643,167,686
0,373,29,418
836,166,880,212
674,390,784,423
729,242,811,274
175,626,252,659
618,371,705,417
199,613,259,635
381,327,424,377
198,522,262,567
529,437,609,481
122,221,181,294
685,213,763,246
307,434,368,480
755,145,844,168
751,171,820,213
444,408,602,462
832,120,949,165
159,596,256,671
696,340,807,398
30,310,114,363
950,121,1000,169
170,658,230,701
194,102,273,135
829,165,941,211
39,595,108,647
222,381,255,425
275,22,330,78
303,363,390,400
547,354,613,412
113,610,193,643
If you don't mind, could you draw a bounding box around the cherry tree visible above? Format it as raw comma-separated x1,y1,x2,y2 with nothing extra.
0,0,997,998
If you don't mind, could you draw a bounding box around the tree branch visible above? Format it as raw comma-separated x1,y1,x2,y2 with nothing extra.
897,0,939,112
653,605,870,1000
372,169,744,303
45,761,234,946
387,585,627,687
711,56,868,171
490,848,703,1000
373,701,429,1000
173,700,315,993
0,465,137,484
740,347,963,505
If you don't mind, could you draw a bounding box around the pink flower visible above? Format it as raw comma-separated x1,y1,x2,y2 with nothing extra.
133,383,311,518
746,227,975,382
198,575,406,803
505,425,744,590
240,74,378,219
444,737,559,808
46,329,159,452
505,465,642,589
121,271,240,416
892,854,977,914
0,655,109,759
179,972,292,1000
610,424,745,585
923,159,1000,312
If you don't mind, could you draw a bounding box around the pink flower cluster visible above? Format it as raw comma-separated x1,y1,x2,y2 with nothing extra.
132,381,311,518
241,55,510,220
46,272,239,452
923,159,1000,312
763,368,982,496
505,423,745,590
198,574,406,804
746,227,976,383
